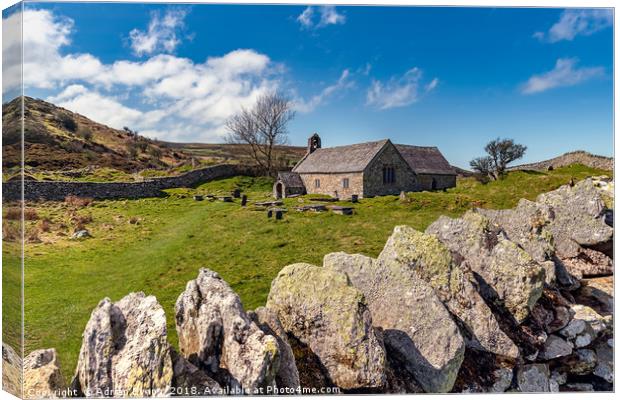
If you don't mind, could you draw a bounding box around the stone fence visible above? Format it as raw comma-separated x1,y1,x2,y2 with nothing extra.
2,164,261,202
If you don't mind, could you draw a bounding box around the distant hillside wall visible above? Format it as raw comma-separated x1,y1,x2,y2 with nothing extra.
2,164,261,202
509,151,613,172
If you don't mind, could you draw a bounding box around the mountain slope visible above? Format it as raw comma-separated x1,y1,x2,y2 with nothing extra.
2,96,190,172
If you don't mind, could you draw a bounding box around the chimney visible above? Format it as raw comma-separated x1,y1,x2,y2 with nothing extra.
307,133,321,154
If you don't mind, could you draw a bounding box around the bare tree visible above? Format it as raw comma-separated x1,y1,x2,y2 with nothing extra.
226,92,295,176
471,138,527,180
469,156,493,182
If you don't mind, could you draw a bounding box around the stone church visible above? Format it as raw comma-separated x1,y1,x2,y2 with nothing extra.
273,133,456,199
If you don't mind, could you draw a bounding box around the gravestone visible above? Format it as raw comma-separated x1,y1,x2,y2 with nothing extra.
241,195,248,207
351,194,359,203
193,195,204,201
275,210,283,220
232,189,241,198
267,210,273,218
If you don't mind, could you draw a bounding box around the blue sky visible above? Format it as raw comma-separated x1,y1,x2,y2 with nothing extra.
2,3,613,168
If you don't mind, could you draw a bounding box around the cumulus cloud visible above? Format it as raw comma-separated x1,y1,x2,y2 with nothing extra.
366,68,438,110
296,5,346,29
129,8,189,56
534,9,612,43
294,69,354,113
521,58,604,94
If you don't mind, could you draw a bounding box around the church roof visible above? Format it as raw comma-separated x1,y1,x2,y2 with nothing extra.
394,144,456,175
276,171,305,188
292,139,389,173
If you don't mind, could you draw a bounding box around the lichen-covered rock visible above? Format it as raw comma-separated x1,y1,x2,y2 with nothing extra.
170,348,221,396
23,349,65,399
375,227,518,359
266,263,386,390
248,307,300,390
561,248,613,280
536,179,613,258
517,364,550,392
477,199,556,264
73,292,173,397
175,269,279,392
2,342,22,398
563,349,597,375
538,335,573,360
324,251,464,392
426,211,545,322
562,304,611,339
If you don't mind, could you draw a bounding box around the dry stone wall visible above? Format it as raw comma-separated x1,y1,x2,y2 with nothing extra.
2,164,259,201
2,178,614,397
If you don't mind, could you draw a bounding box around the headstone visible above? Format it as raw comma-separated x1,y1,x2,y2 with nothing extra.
232,189,241,198
193,195,204,201
267,210,273,218
241,195,248,207
275,210,283,220
351,194,359,203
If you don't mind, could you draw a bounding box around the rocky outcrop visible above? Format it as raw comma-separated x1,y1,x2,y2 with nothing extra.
323,250,465,392
170,348,221,395
248,307,301,390
426,211,546,323
376,227,519,359
536,179,612,259
266,263,386,390
23,349,65,398
175,269,279,392
72,292,173,397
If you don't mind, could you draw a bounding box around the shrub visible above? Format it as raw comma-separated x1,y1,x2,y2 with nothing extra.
65,196,93,208
3,207,21,220
58,114,77,132
77,125,93,140
2,222,19,241
38,218,52,233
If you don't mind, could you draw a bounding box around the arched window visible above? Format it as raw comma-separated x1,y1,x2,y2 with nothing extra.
383,166,395,184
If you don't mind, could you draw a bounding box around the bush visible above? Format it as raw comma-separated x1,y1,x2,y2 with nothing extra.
3,207,21,220
38,218,52,233
58,114,77,132
77,126,93,140
2,222,19,241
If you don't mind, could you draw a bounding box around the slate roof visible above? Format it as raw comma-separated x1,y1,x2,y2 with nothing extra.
292,140,389,173
277,171,305,188
395,144,456,175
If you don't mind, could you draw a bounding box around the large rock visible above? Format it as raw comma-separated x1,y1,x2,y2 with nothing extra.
2,342,22,398
23,349,65,399
324,250,464,392
593,340,613,383
375,226,518,359
170,348,221,396
175,269,279,392
426,211,545,323
574,276,613,316
73,292,173,397
538,335,573,360
266,263,386,390
248,307,301,390
536,179,613,258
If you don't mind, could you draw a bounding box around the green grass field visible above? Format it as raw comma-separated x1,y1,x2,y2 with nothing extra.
5,164,611,379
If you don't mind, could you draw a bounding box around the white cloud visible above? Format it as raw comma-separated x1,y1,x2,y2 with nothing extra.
521,58,604,94
534,9,612,43
296,5,346,29
129,8,188,56
296,7,314,29
366,68,438,110
294,69,354,113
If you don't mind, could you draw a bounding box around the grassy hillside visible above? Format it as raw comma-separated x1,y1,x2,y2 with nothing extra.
2,96,192,178
4,164,611,378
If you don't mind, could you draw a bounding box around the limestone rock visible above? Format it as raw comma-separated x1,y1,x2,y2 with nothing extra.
426,211,545,322
324,251,464,392
23,349,65,399
375,227,518,359
516,364,550,392
593,340,613,383
538,335,573,360
2,342,22,398
536,179,613,258
70,229,91,239
170,348,221,396
175,268,279,392
266,263,386,390
73,292,173,397
477,198,555,264
248,307,301,389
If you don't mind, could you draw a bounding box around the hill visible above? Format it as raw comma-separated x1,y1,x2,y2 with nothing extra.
162,141,307,167
509,151,613,172
2,96,191,174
